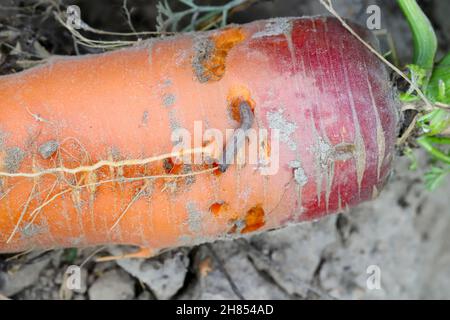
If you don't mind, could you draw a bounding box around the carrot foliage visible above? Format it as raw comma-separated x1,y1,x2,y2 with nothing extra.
156,0,251,32
397,0,450,190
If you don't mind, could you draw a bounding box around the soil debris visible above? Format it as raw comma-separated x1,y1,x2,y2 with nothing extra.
38,140,59,159
4,146,25,173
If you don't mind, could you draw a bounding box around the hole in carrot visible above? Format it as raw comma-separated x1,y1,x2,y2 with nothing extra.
227,222,238,234
227,86,255,122
241,204,265,234
209,201,229,217
211,162,222,176
163,158,182,174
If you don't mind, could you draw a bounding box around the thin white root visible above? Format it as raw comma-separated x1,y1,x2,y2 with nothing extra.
23,167,217,230
0,186,15,201
110,181,150,231
25,106,51,123
79,246,107,268
28,179,59,223
6,184,37,243
0,146,212,179
4,248,34,262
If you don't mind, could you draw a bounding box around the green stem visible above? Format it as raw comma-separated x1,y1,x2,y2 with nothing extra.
417,136,450,164
397,0,437,77
425,136,450,145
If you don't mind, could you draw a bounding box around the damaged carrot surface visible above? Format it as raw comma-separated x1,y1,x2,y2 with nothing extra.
0,17,398,255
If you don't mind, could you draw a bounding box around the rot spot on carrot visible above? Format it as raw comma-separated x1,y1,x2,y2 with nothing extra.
163,158,182,174
211,162,222,176
209,201,229,217
241,204,265,234
227,223,237,234
193,27,245,83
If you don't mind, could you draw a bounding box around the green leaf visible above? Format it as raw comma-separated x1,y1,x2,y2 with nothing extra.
397,0,437,78
417,109,450,136
408,64,427,88
62,248,78,263
417,135,450,165
404,147,418,170
399,64,428,101
399,93,419,102
427,53,450,104
424,166,450,191
156,0,247,32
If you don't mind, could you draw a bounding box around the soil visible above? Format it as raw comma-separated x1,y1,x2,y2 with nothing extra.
0,0,449,300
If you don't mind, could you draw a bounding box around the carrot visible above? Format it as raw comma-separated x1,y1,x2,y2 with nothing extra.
0,17,398,256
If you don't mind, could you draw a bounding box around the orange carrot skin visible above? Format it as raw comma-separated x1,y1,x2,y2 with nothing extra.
0,17,398,254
